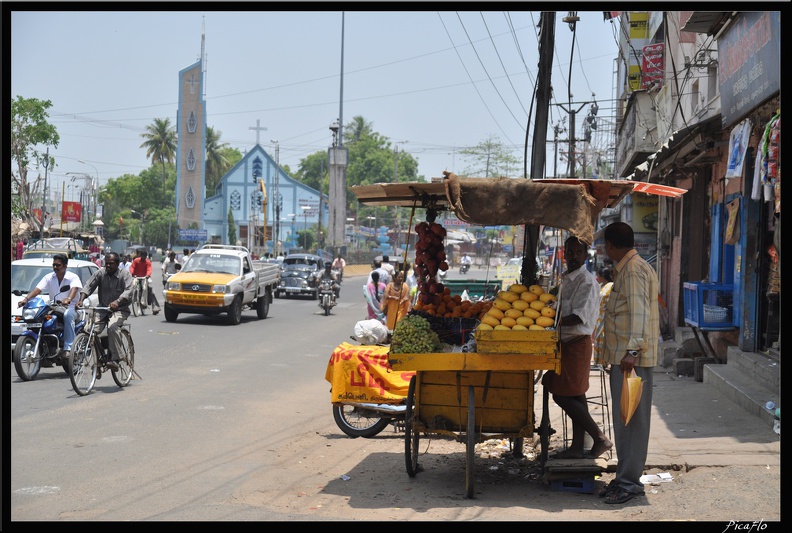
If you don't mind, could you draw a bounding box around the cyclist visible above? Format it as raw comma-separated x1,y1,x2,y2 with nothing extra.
17,253,82,357
331,255,346,282
129,249,161,315
76,252,134,371
161,250,180,286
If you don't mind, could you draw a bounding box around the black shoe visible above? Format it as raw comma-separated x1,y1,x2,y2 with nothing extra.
105,360,119,371
153,310,160,315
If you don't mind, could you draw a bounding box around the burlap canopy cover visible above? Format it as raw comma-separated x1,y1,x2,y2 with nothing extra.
443,172,598,244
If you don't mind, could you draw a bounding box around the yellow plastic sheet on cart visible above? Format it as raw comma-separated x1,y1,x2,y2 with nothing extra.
325,342,414,404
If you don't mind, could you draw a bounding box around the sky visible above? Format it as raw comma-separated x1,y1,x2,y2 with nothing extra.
9,7,621,201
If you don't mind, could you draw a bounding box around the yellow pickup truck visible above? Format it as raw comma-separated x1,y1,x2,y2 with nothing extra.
162,244,280,325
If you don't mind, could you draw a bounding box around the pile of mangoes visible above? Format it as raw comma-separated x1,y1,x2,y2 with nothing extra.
477,283,557,331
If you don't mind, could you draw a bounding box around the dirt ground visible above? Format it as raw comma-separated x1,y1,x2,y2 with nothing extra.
233,428,781,523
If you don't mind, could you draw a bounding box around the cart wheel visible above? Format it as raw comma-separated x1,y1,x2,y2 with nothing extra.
538,385,551,466
465,385,476,499
404,375,420,477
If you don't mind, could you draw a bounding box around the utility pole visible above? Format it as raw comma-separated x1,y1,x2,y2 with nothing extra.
271,140,280,257
40,147,50,235
392,140,408,251
523,11,555,285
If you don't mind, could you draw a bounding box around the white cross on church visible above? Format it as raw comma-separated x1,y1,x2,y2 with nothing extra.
185,73,198,94
249,119,267,146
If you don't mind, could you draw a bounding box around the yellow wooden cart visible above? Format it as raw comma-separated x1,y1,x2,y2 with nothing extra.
352,175,686,498
389,330,560,498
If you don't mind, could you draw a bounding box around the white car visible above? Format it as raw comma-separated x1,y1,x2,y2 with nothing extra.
10,257,100,353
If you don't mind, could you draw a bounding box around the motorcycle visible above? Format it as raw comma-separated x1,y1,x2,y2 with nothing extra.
13,284,85,381
318,278,337,316
459,263,471,275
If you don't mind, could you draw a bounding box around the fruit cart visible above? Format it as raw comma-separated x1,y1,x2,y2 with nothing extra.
351,173,687,498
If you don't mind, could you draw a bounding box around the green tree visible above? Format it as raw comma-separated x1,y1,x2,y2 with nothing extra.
10,96,60,228
205,126,233,195
294,115,422,230
459,135,520,178
227,207,237,245
139,117,177,206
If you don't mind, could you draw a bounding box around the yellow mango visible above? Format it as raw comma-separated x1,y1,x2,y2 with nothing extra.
511,324,528,330
508,283,528,294
505,308,524,319
498,290,519,303
477,323,493,331
493,298,512,311
539,293,557,303
536,316,555,327
516,316,535,326
482,315,501,327
528,284,544,295
528,324,546,331
541,306,556,318
520,291,539,303
494,324,512,330
524,308,542,319
530,300,546,311
500,316,517,328
511,299,529,311
487,307,505,320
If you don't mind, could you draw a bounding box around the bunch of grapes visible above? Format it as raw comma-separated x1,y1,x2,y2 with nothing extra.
390,315,442,354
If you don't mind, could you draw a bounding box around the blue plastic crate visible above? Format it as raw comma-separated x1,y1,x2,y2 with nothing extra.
683,282,735,329
550,477,597,494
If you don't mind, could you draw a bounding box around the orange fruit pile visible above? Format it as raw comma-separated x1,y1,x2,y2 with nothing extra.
413,286,493,320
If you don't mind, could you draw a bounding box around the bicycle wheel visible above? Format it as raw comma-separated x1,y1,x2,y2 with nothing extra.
69,332,97,396
131,285,141,317
112,329,135,387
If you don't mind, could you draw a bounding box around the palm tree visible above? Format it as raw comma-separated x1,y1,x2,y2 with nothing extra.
344,116,373,144
139,118,176,207
205,126,231,194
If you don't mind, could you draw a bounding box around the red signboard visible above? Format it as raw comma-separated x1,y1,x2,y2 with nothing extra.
62,201,82,222
641,43,664,89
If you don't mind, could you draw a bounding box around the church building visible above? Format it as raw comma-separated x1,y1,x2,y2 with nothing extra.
175,30,325,255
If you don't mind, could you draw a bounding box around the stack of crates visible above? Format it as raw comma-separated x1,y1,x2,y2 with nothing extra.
683,282,735,329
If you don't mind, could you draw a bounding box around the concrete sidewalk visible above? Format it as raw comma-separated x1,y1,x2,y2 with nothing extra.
543,366,781,471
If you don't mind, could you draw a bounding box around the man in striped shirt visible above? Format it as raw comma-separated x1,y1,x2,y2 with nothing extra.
600,221,659,505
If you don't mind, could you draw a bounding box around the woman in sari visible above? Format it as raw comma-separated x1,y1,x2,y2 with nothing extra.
381,271,412,331
364,270,386,323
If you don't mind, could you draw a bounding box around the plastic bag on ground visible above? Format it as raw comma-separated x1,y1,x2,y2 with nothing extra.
353,319,389,344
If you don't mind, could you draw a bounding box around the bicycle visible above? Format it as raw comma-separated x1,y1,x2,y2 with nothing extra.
131,276,149,317
68,304,138,396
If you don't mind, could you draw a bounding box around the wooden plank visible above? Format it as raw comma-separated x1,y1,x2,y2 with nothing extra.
390,352,560,372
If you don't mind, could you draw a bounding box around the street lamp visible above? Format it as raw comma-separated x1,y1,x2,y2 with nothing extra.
347,217,356,249
301,205,310,252
78,160,99,230
366,215,376,249
288,213,296,250
130,209,144,247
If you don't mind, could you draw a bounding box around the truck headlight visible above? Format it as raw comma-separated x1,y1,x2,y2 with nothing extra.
167,281,181,291
211,284,229,293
